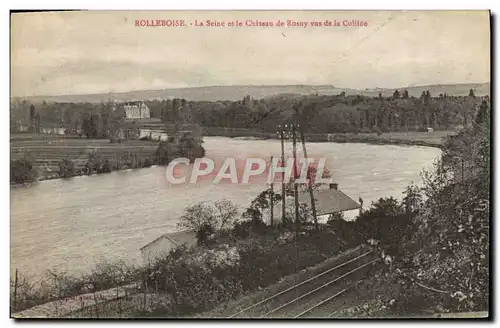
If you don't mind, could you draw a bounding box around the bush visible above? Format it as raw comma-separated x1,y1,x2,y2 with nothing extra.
196,223,216,246
233,217,268,239
100,160,111,173
143,158,153,168
155,141,181,165
178,133,205,162
144,244,242,316
58,159,76,178
155,134,205,166
327,218,362,247
11,158,38,184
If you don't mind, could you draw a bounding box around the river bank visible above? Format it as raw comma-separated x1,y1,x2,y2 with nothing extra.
10,131,447,186
10,133,205,185
203,128,456,148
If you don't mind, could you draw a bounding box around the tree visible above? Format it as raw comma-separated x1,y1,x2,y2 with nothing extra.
178,132,205,162
469,88,476,98
393,90,400,99
29,104,35,119
155,141,180,165
362,197,402,218
402,90,409,99
475,100,489,126
242,187,282,223
81,115,93,138
177,200,239,243
402,183,423,213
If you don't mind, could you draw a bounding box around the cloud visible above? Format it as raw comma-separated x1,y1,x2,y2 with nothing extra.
10,10,490,97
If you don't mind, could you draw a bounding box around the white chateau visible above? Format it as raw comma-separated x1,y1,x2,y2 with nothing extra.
123,101,151,119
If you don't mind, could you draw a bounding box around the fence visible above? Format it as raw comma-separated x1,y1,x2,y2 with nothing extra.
10,267,170,319
64,290,170,318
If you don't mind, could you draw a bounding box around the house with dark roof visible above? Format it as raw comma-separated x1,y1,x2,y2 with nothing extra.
271,183,361,221
140,230,197,263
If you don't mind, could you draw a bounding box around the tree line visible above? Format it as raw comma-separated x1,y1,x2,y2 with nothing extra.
11,89,487,136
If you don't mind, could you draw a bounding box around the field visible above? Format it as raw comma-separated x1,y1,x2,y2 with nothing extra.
10,134,159,179
10,130,454,181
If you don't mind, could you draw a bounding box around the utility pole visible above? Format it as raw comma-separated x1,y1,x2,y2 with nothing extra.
299,128,319,231
292,125,300,237
461,158,465,183
277,125,286,224
270,156,274,227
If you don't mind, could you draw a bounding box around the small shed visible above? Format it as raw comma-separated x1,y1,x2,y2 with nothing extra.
140,230,197,263
426,127,434,133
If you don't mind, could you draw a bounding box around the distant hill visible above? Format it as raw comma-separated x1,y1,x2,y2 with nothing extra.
13,83,490,104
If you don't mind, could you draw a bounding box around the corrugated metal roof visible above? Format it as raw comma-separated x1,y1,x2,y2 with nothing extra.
271,187,361,218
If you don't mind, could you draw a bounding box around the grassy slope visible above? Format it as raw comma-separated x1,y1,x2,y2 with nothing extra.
197,244,372,318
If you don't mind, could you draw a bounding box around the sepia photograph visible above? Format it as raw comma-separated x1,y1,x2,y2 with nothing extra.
9,9,491,319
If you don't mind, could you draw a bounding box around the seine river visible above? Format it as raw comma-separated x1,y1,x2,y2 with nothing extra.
11,137,441,278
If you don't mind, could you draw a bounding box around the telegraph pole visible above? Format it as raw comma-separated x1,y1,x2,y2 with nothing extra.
292,125,300,236
270,156,274,226
277,125,286,224
299,128,319,231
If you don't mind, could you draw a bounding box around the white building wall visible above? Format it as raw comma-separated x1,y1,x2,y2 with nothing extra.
140,236,176,263
139,129,168,141
124,103,151,119
140,103,151,119
40,127,65,135
124,105,141,119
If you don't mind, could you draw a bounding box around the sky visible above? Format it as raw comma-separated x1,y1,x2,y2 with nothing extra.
11,10,490,97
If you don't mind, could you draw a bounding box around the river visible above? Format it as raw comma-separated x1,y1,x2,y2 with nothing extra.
10,137,441,278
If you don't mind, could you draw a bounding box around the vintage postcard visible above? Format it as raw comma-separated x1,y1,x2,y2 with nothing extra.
10,10,490,319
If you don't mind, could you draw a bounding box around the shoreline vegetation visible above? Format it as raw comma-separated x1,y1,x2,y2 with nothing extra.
10,130,451,186
11,89,485,185
10,132,205,186
10,99,490,317
203,129,455,148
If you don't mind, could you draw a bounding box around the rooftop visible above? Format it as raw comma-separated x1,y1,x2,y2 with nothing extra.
271,186,361,218
140,230,197,251
123,101,146,106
